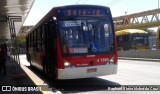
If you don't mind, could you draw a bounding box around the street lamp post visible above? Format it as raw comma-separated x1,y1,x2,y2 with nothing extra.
158,0,159,20
158,0,159,9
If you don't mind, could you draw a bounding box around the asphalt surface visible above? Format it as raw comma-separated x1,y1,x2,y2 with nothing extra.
18,55,160,94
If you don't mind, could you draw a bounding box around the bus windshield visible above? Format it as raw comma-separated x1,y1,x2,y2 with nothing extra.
59,18,114,55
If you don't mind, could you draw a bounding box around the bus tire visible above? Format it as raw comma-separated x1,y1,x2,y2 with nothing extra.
29,55,33,68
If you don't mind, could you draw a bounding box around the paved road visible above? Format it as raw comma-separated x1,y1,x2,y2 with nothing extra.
99,59,160,85
19,55,160,94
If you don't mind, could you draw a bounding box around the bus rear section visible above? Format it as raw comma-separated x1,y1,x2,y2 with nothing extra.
56,5,118,79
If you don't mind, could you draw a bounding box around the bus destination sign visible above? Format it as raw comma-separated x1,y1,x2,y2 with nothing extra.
63,9,107,16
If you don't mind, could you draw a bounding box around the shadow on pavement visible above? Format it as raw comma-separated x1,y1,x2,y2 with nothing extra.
27,65,121,93
0,57,43,94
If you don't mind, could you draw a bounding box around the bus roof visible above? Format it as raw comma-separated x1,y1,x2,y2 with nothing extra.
115,29,148,36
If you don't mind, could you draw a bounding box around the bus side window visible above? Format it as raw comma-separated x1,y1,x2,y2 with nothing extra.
124,35,128,41
29,35,31,47
33,30,37,51
36,27,42,52
42,25,45,52
119,36,123,41
31,33,33,47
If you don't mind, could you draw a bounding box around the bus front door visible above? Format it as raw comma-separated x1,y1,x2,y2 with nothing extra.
45,20,57,78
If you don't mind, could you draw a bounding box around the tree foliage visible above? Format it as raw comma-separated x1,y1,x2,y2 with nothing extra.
16,35,26,48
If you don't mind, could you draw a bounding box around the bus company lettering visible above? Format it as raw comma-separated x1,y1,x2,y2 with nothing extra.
11,86,42,91
27,87,42,91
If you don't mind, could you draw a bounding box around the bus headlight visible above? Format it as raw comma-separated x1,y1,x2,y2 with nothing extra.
63,60,73,68
64,61,70,67
109,56,114,64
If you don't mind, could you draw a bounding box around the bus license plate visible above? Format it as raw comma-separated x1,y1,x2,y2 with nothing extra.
87,68,97,73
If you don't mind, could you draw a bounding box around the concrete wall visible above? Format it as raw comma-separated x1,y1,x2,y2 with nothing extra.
118,50,160,59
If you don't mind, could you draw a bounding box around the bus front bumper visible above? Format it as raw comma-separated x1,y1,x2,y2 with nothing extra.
57,64,117,79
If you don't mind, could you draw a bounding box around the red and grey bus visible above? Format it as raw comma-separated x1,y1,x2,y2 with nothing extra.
26,5,118,80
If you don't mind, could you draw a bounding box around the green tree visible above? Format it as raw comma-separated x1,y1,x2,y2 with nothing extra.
16,35,26,48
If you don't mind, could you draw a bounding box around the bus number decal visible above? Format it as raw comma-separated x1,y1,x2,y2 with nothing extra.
97,58,109,63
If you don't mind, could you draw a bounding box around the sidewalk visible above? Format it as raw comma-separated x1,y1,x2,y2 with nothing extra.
0,57,43,94
118,57,160,62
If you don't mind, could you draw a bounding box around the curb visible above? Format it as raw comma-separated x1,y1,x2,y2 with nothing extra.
118,57,160,62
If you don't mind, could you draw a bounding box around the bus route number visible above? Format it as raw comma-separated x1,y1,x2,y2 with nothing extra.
97,58,109,63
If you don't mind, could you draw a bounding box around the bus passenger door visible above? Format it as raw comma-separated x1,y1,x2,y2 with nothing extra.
45,19,57,77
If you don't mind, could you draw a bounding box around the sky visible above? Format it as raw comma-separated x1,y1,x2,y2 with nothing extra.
23,0,160,27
